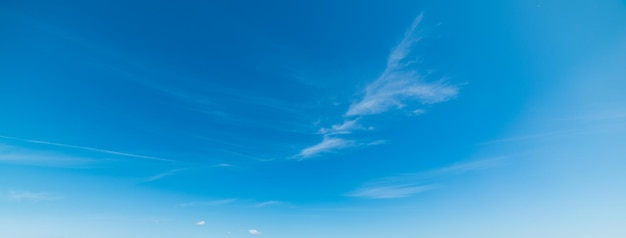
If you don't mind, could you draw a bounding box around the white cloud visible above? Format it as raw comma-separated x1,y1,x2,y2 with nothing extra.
434,157,503,174
296,14,459,159
412,109,426,115
176,199,236,207
345,14,458,116
347,158,505,199
318,118,363,135
0,144,95,168
255,200,282,208
0,135,175,162
296,137,353,159
5,190,61,201
346,79,457,116
143,168,187,183
196,220,205,225
249,229,261,235
367,140,386,146
346,185,435,199
149,217,168,223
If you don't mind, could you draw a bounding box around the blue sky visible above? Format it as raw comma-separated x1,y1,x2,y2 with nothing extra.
1,0,626,237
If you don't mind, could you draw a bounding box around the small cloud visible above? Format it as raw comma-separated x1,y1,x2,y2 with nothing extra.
196,220,205,225
149,217,168,223
346,80,457,117
0,144,95,168
216,163,232,167
5,190,61,201
0,135,175,162
318,119,363,135
367,140,386,146
249,229,261,235
255,200,281,208
176,199,236,208
143,168,187,183
295,14,459,159
346,185,435,199
345,14,458,117
434,157,503,174
346,157,507,199
296,137,353,159
412,109,426,115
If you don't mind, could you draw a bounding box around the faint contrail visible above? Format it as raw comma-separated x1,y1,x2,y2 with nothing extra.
0,135,176,162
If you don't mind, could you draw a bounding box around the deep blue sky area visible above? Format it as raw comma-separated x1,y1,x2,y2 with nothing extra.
1,0,626,237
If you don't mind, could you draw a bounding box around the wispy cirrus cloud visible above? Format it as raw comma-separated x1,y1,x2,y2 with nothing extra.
297,14,459,159
0,144,95,168
4,190,61,201
347,184,436,199
255,200,282,208
0,135,175,162
347,157,503,199
345,16,457,116
175,199,236,208
296,137,353,159
143,168,188,183
433,158,503,174
317,118,367,135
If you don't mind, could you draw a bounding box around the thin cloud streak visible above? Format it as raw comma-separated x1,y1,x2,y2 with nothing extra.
346,14,458,116
143,168,188,183
296,137,353,159
346,185,436,199
297,14,459,159
347,157,503,199
0,144,95,168
255,200,282,208
175,199,236,208
0,135,176,162
478,129,586,146
429,157,505,176
5,190,61,201
318,118,364,135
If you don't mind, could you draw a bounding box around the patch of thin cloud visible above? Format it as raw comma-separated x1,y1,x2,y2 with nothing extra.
296,137,353,159
196,220,206,226
478,130,580,146
0,135,175,162
149,217,169,223
412,109,426,115
5,190,61,201
143,168,187,183
346,14,458,116
0,144,95,168
175,199,236,208
347,158,504,199
249,229,262,235
346,78,457,116
346,184,435,199
367,140,386,146
317,118,364,135
434,157,504,174
297,14,459,159
255,200,282,208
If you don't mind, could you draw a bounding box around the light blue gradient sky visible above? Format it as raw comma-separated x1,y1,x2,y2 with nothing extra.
1,0,626,237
